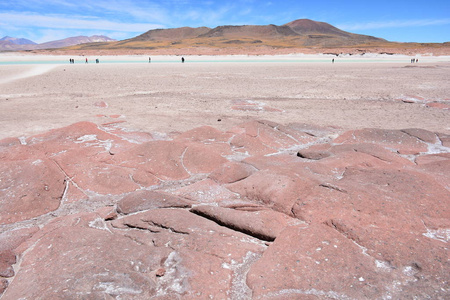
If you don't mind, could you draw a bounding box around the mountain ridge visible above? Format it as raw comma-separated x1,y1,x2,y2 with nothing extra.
0,35,115,51
64,19,392,51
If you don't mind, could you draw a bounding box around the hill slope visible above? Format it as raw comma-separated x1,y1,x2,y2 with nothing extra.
64,19,389,52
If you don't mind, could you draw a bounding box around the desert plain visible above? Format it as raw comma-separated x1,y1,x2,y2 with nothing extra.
0,53,449,299
1,53,450,138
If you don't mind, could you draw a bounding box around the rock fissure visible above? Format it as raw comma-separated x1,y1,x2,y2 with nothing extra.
190,209,275,242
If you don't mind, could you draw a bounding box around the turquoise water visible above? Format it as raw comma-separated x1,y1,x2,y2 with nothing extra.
0,58,409,65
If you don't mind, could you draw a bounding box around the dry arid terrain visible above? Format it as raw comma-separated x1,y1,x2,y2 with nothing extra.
0,54,449,299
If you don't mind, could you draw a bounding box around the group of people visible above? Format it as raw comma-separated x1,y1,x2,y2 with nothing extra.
70,57,187,64
149,57,185,63
68,58,100,64
411,58,419,63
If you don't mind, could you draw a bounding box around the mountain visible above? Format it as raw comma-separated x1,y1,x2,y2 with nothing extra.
64,19,388,52
133,27,210,41
0,36,37,45
0,35,115,51
37,35,115,49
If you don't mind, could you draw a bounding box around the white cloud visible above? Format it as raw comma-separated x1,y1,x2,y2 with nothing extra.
0,12,163,32
338,18,450,31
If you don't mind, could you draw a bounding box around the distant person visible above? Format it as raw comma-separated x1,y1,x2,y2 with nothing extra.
332,58,334,63
149,57,151,63
416,58,418,63
181,57,185,63
85,58,88,64
96,58,99,64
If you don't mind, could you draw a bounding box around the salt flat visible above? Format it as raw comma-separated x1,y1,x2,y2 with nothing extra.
0,54,449,140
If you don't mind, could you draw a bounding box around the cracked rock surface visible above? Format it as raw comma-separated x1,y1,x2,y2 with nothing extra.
0,120,449,299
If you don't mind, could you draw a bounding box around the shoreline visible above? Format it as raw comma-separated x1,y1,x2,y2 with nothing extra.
1,52,450,65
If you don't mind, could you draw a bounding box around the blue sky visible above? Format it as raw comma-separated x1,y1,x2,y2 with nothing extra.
0,0,449,43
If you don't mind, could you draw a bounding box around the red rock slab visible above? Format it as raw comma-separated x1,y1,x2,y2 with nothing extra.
208,161,257,184
0,227,39,253
227,169,317,215
229,132,274,155
286,122,341,138
117,190,194,215
115,208,266,257
300,144,416,178
113,208,267,298
94,100,108,107
414,159,450,190
0,279,7,296
401,128,439,144
298,143,415,167
0,250,16,278
101,124,154,144
229,120,316,156
173,178,240,203
175,125,233,143
293,167,450,230
297,143,333,160
112,140,190,181
426,102,450,109
182,142,229,174
52,146,155,195
2,225,169,299
415,153,450,165
191,205,306,241
333,128,429,155
19,121,135,159
0,158,65,225
322,219,449,298
247,223,446,299
437,133,450,147
60,157,155,195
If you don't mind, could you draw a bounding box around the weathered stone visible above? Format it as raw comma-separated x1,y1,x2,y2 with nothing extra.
117,190,193,215
0,250,16,278
0,120,448,299
175,125,232,143
191,205,306,241
208,161,257,184
113,140,190,180
0,279,8,296
401,128,439,143
182,143,229,174
173,178,240,203
2,213,171,300
0,158,65,224
247,223,448,299
0,227,39,253
333,128,429,154
227,168,316,215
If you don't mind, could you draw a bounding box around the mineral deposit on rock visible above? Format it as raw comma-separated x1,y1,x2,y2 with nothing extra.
0,120,449,299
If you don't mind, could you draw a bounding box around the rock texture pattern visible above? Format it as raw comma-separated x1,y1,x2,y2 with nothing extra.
0,120,449,299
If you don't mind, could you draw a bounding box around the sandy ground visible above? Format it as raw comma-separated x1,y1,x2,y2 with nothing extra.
0,53,449,140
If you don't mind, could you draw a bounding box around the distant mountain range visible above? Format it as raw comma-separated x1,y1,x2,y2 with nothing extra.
0,36,37,45
2,19,449,54
66,19,389,51
0,35,115,51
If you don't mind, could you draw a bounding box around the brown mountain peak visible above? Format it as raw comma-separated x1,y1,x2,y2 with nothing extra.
284,19,350,36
